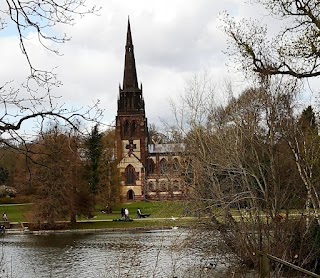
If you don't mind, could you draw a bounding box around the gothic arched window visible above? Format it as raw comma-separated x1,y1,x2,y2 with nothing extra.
159,158,168,174
123,120,129,137
125,164,136,185
148,181,154,191
147,158,155,174
130,121,136,137
173,158,180,172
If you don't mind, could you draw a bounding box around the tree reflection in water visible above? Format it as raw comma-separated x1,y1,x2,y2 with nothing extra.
0,229,245,277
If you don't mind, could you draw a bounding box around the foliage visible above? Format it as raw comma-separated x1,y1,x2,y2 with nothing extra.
84,127,121,212
85,124,103,194
0,146,21,188
298,105,317,134
0,167,9,184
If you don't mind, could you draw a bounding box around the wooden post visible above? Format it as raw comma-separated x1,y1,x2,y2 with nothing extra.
260,252,270,278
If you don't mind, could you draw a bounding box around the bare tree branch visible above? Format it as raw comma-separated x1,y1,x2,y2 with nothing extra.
222,0,320,79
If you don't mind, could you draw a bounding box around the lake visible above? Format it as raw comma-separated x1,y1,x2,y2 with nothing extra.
0,229,228,278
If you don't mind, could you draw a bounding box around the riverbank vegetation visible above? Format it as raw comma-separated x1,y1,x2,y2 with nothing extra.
170,0,320,275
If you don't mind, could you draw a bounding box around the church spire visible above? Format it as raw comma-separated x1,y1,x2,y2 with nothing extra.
123,18,139,90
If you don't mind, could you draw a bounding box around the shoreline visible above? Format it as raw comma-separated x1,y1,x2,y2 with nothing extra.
5,226,179,235
3,220,182,235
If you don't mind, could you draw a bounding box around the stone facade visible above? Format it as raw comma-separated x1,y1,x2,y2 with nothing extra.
116,20,187,201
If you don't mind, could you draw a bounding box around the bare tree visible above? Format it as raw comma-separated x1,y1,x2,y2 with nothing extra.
28,125,86,227
0,1,102,153
222,0,320,79
173,73,320,274
1,0,100,86
286,105,320,227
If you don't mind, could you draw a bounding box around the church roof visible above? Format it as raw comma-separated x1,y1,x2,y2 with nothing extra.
122,18,139,90
148,143,185,154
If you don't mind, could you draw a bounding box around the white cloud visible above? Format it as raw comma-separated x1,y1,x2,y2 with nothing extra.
0,0,318,134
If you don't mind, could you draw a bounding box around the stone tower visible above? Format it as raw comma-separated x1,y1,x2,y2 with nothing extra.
115,19,148,201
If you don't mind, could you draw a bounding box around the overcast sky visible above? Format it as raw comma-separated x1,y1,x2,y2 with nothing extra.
0,0,318,133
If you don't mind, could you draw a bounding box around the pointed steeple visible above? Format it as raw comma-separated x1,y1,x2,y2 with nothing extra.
123,18,139,90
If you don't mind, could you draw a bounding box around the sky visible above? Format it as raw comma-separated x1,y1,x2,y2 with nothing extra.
0,0,319,134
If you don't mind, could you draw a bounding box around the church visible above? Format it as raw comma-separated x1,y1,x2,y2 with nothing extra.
115,20,188,201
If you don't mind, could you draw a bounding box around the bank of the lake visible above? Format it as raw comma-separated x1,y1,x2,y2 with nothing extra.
0,201,196,233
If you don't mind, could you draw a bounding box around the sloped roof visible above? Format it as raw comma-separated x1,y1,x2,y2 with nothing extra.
148,143,185,154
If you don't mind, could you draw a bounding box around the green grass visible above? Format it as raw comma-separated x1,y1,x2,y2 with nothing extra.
0,201,187,224
0,203,32,222
79,201,186,221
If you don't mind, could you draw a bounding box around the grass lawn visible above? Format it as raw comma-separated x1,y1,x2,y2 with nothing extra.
0,201,187,225
0,203,32,222
90,201,187,221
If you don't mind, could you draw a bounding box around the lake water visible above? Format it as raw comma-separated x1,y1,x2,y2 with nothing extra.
0,229,228,278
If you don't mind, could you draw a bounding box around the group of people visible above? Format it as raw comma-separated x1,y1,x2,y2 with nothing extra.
0,212,8,234
120,208,130,220
120,207,150,220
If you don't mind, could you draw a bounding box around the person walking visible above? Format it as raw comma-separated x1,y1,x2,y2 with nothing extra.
124,208,129,221
2,212,7,222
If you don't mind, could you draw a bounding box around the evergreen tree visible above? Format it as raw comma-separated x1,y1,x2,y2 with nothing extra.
0,167,9,185
298,105,317,135
85,125,103,194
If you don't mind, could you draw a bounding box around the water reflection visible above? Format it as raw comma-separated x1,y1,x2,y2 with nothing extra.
0,229,223,278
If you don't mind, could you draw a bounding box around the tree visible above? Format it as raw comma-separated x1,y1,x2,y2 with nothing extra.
298,105,317,133
0,167,9,185
148,124,168,144
95,128,121,212
85,124,103,195
84,127,121,213
172,73,320,274
287,105,320,227
222,0,320,79
0,1,102,153
1,0,100,86
29,125,87,226
0,146,19,187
